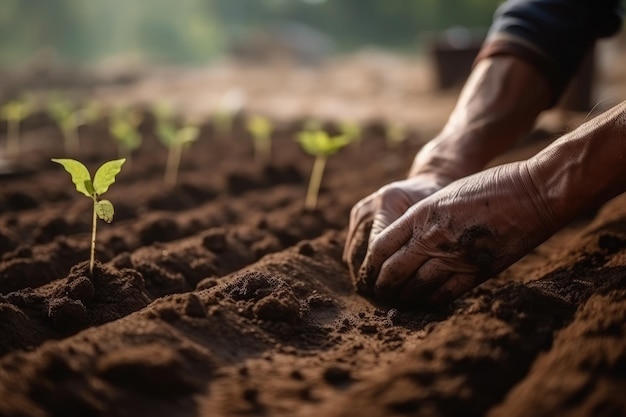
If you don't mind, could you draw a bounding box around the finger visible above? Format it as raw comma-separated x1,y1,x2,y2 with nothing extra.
369,203,407,245
427,273,477,305
359,217,415,297
343,199,375,262
396,258,453,305
373,243,430,301
400,269,450,306
398,257,475,306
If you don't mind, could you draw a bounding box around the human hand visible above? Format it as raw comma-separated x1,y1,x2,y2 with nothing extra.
359,161,559,306
343,174,450,293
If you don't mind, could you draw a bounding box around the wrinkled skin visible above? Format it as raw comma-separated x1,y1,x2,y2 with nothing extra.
357,162,557,306
343,174,448,257
345,98,626,307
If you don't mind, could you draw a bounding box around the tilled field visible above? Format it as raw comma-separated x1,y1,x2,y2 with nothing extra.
0,115,625,417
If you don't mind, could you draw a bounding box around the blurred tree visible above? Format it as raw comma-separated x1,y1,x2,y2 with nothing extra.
0,0,504,67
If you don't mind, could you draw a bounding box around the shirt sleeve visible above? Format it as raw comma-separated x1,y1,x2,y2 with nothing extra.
476,0,624,100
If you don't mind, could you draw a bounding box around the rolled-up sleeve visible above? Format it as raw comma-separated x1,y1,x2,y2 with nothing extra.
476,0,624,100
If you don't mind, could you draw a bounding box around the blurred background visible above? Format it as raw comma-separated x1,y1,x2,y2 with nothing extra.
0,0,502,66
0,0,625,128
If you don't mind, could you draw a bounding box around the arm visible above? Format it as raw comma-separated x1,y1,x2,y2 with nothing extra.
345,0,624,298
362,100,626,306
409,55,551,182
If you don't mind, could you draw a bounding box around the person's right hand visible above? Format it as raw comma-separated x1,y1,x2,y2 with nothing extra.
343,173,450,264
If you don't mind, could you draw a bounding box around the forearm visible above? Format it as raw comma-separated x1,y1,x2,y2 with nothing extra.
410,55,551,180
527,101,626,222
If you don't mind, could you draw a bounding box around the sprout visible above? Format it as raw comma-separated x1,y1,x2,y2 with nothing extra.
297,130,352,210
156,119,199,186
109,109,142,162
338,120,362,145
47,95,82,154
0,96,33,157
385,123,408,149
51,158,125,275
245,115,273,165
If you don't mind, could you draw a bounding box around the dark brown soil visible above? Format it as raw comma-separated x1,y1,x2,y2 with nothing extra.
1,111,625,417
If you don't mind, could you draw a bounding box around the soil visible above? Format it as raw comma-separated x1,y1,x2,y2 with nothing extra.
1,107,626,417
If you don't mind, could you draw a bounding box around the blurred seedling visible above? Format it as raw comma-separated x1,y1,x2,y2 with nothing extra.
339,120,362,146
47,95,87,154
0,96,33,157
246,115,273,165
297,130,352,210
385,123,408,149
110,108,142,162
51,158,125,275
156,118,199,186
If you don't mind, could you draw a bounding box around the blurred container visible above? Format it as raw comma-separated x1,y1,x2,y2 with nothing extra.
428,27,485,90
427,27,596,111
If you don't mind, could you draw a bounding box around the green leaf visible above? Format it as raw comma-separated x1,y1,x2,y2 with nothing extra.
297,131,352,157
111,118,142,151
51,158,93,197
95,199,114,223
93,159,126,196
156,121,177,146
178,126,199,145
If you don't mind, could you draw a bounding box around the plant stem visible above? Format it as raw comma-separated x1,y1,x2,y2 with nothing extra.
90,196,97,276
305,155,327,210
64,125,80,154
6,118,19,157
165,143,182,186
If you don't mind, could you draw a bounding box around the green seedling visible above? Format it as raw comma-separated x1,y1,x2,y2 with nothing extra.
297,130,352,210
156,120,199,186
0,97,33,157
385,123,408,149
51,158,125,275
339,120,362,145
246,115,273,164
110,109,142,162
47,95,82,154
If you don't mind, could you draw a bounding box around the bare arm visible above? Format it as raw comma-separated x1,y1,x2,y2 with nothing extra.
361,100,626,305
410,55,551,180
344,55,552,263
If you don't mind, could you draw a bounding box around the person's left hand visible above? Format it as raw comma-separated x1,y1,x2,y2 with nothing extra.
359,161,559,306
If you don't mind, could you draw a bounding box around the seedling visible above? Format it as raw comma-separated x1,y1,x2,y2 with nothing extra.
385,123,408,149
0,97,33,157
156,119,199,186
51,158,125,275
339,120,362,145
297,130,352,210
245,115,273,164
47,95,81,154
110,109,142,162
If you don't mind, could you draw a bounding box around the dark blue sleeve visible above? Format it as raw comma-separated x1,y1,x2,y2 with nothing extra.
479,0,623,95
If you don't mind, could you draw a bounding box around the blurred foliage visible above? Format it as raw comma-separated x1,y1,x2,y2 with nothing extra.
0,0,503,66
